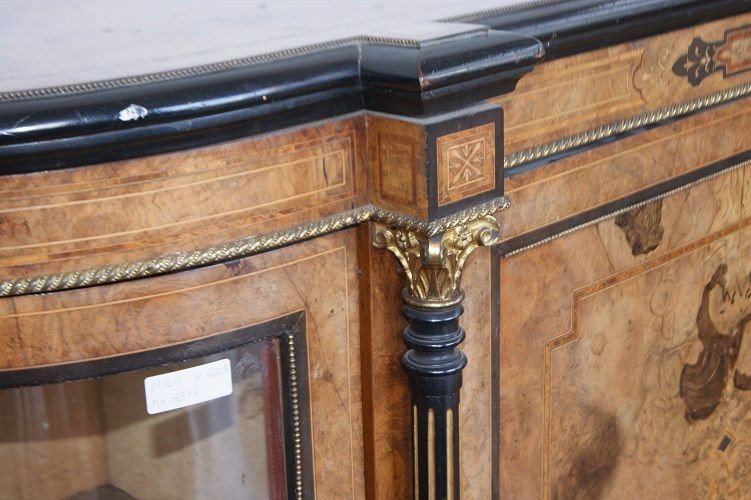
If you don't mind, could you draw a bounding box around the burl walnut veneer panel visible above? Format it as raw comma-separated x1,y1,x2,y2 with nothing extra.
0,116,366,279
494,12,751,158
498,97,751,242
458,246,495,499
499,162,751,499
0,230,364,499
358,228,410,500
367,114,429,219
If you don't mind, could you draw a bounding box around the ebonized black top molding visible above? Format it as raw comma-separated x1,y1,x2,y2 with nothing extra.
478,0,751,60
1,0,750,174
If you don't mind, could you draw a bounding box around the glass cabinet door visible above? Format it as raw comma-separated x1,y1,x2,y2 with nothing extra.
0,315,310,500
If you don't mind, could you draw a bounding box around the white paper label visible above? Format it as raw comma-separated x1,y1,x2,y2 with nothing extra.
144,358,233,415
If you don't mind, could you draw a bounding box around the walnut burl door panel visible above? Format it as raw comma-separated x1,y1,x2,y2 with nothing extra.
0,230,364,499
499,164,751,499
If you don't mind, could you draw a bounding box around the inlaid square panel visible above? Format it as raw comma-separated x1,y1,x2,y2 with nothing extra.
377,132,418,205
436,123,496,206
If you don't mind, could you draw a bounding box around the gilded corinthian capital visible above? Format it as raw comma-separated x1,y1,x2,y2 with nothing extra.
373,215,500,307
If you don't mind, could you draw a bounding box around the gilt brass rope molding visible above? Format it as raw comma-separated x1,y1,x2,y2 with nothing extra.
0,197,510,297
501,157,751,257
503,81,751,169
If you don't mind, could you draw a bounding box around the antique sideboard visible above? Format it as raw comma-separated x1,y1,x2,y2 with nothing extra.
3,0,751,498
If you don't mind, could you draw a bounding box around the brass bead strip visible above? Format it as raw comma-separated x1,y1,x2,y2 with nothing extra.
286,333,305,500
501,158,751,257
0,197,510,297
504,82,751,169
0,36,432,103
440,0,564,23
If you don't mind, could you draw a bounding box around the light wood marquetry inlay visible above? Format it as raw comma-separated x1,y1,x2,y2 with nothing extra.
437,123,496,206
0,117,366,279
494,12,751,159
377,132,418,206
367,114,429,218
542,219,751,499
673,25,751,86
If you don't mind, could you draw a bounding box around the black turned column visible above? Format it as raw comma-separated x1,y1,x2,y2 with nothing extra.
374,216,500,500
403,301,465,500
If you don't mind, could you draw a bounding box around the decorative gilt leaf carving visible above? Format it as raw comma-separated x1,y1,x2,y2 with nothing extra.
374,215,500,306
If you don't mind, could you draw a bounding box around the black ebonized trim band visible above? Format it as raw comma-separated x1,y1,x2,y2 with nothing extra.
496,149,751,256
491,256,501,500
0,32,540,174
481,0,751,61
3,0,749,173
0,46,362,174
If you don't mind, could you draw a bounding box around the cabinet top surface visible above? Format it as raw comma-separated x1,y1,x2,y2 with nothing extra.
1,0,544,93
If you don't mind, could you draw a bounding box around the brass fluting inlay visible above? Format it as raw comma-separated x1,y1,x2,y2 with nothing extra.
446,408,454,500
373,215,500,307
428,408,436,500
414,405,419,500
0,197,510,297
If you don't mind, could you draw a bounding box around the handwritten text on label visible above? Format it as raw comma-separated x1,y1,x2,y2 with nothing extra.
144,358,233,415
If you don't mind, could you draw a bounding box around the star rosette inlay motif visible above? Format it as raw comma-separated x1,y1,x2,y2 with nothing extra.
436,123,496,206
448,139,486,188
